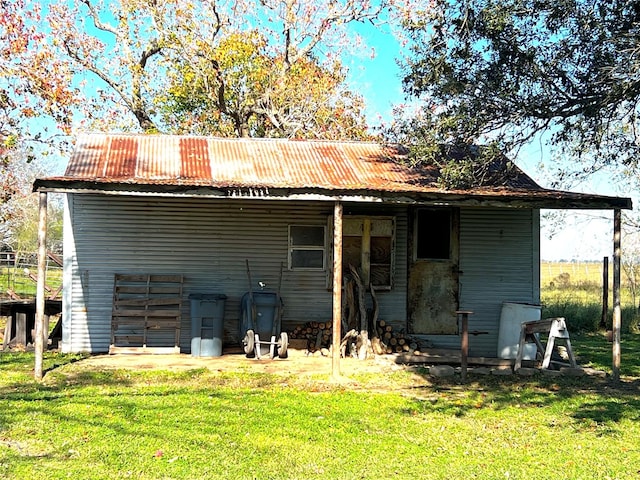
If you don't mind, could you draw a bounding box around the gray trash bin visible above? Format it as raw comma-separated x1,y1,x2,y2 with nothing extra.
190,293,227,357
240,291,283,356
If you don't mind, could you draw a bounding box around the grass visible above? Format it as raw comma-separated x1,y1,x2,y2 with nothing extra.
0,261,638,478
1,337,640,480
541,261,640,333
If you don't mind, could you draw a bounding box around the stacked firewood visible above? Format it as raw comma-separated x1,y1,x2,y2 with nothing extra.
288,319,416,356
288,321,331,355
374,320,414,354
288,265,422,358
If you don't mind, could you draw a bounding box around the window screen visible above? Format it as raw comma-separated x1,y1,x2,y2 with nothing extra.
289,225,325,270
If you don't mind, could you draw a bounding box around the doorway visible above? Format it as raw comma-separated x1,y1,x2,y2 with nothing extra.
408,208,459,334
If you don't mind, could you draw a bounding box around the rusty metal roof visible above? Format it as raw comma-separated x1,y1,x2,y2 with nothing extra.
35,133,632,210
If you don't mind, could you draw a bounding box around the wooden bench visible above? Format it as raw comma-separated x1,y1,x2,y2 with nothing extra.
110,274,184,354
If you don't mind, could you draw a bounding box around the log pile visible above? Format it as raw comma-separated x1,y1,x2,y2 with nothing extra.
288,318,417,356
288,321,333,356
288,265,424,358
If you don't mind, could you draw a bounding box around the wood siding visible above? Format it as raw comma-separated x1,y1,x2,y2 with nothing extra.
61,194,408,353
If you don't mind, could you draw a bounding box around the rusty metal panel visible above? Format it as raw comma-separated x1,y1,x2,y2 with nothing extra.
42,134,632,211
59,134,438,192
105,136,138,178
179,137,211,181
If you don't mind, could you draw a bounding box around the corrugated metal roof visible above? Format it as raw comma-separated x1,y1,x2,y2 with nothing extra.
61,134,443,191
35,133,632,210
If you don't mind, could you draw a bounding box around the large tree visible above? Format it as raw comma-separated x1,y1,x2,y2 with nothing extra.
43,0,398,138
0,0,77,151
161,31,369,139
393,0,640,186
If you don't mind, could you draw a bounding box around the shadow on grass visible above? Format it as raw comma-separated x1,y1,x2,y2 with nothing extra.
394,333,640,432
572,332,640,378
2,345,639,444
0,354,252,444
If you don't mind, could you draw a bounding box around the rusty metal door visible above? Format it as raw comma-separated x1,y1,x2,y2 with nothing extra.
408,209,459,334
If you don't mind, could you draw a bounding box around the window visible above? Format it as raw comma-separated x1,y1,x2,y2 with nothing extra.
343,216,395,289
415,209,451,260
289,225,326,270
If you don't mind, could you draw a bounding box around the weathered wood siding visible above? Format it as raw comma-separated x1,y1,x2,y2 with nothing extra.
61,194,408,353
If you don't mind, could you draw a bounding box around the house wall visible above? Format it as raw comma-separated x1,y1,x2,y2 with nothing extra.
61,194,408,353
61,195,540,357
453,207,540,356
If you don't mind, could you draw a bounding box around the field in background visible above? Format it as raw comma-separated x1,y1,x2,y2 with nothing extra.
541,260,640,333
0,252,62,300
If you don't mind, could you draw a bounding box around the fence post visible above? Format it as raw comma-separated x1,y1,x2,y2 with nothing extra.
612,210,622,382
601,256,609,330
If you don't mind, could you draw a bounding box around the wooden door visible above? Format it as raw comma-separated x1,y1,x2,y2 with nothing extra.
408,208,459,334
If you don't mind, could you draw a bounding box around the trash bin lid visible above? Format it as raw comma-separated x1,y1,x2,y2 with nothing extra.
189,293,227,300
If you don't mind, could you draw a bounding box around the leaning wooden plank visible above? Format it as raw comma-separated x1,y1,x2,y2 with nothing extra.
115,274,151,282
148,275,183,282
116,286,182,295
115,286,151,295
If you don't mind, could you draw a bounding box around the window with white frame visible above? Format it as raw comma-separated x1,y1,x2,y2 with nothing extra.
288,225,326,270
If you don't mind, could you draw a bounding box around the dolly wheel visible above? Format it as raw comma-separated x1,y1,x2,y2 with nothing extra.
243,330,255,357
278,332,289,359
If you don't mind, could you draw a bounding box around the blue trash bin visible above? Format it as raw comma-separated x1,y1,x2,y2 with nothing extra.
190,293,227,357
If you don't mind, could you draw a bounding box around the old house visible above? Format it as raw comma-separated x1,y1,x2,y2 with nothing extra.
33,134,631,364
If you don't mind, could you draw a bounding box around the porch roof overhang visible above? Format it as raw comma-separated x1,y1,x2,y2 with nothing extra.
31,133,632,381
34,177,632,210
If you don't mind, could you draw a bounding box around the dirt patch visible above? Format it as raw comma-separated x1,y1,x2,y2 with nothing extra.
72,347,415,379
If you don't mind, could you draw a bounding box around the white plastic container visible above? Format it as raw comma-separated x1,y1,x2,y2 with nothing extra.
497,302,541,360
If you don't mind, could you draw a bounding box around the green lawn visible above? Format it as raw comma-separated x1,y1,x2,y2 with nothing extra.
1,334,639,480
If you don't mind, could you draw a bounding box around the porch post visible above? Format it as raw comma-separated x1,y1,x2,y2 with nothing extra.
331,201,343,379
34,192,48,381
612,209,622,381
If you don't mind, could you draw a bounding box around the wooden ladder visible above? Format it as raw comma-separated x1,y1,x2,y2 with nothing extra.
514,317,577,371
110,274,184,354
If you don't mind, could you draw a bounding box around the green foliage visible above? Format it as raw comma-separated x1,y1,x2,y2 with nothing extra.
398,0,640,178
161,30,369,139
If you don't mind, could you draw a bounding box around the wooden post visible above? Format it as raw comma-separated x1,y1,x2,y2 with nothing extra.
34,192,48,381
331,201,343,380
456,310,473,382
612,209,622,381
